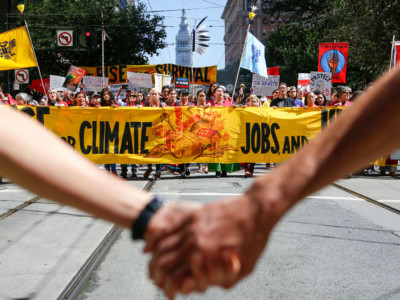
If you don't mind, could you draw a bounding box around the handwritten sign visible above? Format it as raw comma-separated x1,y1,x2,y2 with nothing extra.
252,74,280,96
83,76,108,92
310,71,331,99
50,75,66,90
127,72,152,90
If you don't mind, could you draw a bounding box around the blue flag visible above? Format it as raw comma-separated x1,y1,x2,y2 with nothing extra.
240,32,268,77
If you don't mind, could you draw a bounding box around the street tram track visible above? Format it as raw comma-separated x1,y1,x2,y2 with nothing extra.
58,179,156,300
0,195,42,221
331,182,400,215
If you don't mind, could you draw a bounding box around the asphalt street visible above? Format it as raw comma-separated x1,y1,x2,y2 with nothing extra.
1,165,399,300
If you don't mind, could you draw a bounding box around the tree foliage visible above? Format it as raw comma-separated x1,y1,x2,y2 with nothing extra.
265,0,400,89
1,0,166,81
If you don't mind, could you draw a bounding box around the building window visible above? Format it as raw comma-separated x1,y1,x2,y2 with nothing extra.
263,18,267,25
278,17,282,24
287,17,290,23
270,28,275,33
246,17,249,25
262,29,267,36
270,17,275,24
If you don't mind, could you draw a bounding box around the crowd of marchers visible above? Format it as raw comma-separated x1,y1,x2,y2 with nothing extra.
0,80,396,182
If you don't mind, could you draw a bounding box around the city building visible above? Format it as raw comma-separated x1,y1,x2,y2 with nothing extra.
175,9,192,67
221,0,290,67
119,0,135,10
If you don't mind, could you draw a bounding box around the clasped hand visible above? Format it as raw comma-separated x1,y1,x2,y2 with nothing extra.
144,196,274,299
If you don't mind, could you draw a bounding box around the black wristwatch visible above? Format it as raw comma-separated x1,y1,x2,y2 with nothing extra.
131,195,164,240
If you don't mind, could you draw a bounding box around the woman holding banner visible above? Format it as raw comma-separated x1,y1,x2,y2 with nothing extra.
304,92,318,107
207,87,239,177
100,88,118,175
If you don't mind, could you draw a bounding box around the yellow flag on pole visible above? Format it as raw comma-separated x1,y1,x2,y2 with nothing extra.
0,27,37,71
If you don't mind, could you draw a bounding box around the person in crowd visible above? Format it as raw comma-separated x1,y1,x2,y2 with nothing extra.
304,92,318,107
67,92,76,106
314,90,327,107
288,86,304,107
235,83,246,105
144,88,164,180
194,90,209,174
329,88,338,105
0,86,17,105
271,83,296,108
164,88,177,107
75,92,88,107
47,88,68,106
263,89,279,107
160,85,170,105
173,89,192,178
206,81,218,103
137,91,145,106
207,86,239,177
329,86,353,106
89,93,101,107
100,88,118,175
243,95,261,177
15,93,31,106
297,87,305,103
120,91,140,179
39,97,48,106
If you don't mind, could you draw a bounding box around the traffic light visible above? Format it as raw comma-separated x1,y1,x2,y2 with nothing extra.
79,29,97,48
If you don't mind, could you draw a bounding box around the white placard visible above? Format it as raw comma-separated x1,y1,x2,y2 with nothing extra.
57,30,73,47
83,76,108,92
297,73,311,92
310,72,332,99
153,74,172,93
50,75,66,90
127,72,153,90
252,74,280,96
15,69,29,84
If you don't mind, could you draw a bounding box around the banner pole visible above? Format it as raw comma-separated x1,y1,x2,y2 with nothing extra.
390,35,395,70
233,23,251,103
24,20,47,97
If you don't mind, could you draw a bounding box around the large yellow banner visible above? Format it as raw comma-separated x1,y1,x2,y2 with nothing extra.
0,27,37,71
79,64,217,85
12,106,344,164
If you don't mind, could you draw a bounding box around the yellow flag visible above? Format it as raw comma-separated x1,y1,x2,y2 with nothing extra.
0,27,37,71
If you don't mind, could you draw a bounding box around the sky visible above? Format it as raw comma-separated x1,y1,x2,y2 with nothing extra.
144,0,228,70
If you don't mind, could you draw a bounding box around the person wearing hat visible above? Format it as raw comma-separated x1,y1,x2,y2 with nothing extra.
330,86,353,106
89,92,101,107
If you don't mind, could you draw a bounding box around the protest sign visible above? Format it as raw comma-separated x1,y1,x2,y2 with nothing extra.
310,72,332,99
30,78,50,95
62,66,86,91
318,43,348,83
252,74,280,96
79,64,217,85
82,76,108,92
50,75,66,90
127,72,152,90
154,74,172,93
297,73,311,92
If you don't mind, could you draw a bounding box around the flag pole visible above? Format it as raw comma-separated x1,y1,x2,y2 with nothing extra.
390,35,395,70
232,24,251,103
24,20,47,97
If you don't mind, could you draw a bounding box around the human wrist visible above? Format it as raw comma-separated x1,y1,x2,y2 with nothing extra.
131,195,164,240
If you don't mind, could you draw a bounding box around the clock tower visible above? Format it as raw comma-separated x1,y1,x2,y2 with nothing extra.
175,9,192,67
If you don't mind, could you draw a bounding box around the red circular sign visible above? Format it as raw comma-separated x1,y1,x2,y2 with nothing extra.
58,32,72,46
16,70,28,84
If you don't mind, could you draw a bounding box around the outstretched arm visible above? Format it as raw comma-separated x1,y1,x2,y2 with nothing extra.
0,107,153,228
146,67,400,298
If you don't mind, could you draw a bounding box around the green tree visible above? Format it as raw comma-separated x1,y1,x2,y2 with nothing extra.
0,0,166,85
264,0,400,89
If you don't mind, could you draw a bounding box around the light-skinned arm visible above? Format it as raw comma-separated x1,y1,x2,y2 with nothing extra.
145,67,400,298
0,107,153,228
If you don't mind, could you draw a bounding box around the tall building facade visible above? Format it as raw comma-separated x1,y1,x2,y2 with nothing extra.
119,0,135,10
175,9,192,67
221,0,290,67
